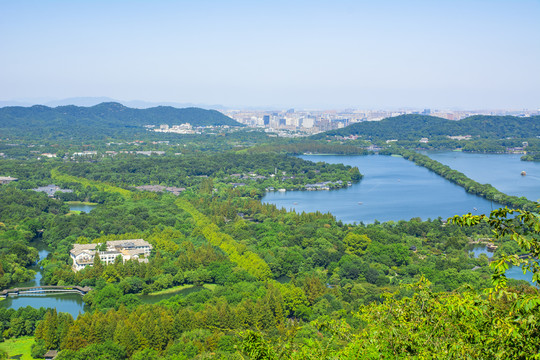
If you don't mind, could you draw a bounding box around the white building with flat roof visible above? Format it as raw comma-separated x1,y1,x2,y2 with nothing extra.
0,176,18,185
70,239,152,272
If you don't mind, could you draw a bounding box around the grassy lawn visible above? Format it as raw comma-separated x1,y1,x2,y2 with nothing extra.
145,284,216,296
0,336,37,360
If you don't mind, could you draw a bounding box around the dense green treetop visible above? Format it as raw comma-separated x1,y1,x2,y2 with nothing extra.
522,152,540,162
48,152,361,193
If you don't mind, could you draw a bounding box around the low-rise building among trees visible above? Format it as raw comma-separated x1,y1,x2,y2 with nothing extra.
0,176,17,185
70,239,152,272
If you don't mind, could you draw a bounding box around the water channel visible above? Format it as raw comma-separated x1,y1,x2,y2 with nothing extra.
0,242,88,318
0,203,99,317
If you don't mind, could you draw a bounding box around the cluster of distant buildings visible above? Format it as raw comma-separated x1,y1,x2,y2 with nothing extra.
154,123,195,134
225,108,540,136
32,184,73,197
227,109,349,134
70,150,166,158
135,184,186,196
148,123,233,135
304,180,352,191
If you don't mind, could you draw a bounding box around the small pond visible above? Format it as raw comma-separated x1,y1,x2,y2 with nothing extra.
68,202,97,213
470,245,494,259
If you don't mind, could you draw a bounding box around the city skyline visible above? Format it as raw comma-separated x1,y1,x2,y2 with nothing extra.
1,0,539,109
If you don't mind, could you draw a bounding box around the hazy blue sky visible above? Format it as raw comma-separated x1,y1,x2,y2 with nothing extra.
1,0,539,109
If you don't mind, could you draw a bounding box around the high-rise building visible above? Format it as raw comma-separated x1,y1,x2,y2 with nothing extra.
302,117,315,128
263,115,270,126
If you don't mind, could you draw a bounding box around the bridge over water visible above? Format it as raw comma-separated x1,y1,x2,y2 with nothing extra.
0,285,92,298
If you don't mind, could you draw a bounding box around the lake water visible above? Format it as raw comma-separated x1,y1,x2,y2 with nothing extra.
0,294,88,318
264,154,504,224
424,151,540,202
471,245,536,286
506,265,535,286
69,203,97,213
470,246,494,259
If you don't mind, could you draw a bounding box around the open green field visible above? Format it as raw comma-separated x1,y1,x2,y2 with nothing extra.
144,283,216,296
0,336,36,360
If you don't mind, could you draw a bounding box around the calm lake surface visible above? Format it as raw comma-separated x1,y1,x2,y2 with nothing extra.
1,294,87,318
264,154,504,224
506,265,535,285
424,151,540,202
471,245,536,286
470,246,494,259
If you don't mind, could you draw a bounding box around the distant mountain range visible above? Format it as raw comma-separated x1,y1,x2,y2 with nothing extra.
0,97,229,110
315,114,540,140
0,102,242,140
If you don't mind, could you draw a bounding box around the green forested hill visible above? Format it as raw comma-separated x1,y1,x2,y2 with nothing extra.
0,102,242,140
316,114,540,140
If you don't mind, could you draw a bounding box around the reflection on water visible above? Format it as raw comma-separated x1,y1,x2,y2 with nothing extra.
470,246,493,259
69,204,97,213
1,294,88,318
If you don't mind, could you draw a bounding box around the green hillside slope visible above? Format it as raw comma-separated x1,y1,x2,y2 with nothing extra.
0,102,242,140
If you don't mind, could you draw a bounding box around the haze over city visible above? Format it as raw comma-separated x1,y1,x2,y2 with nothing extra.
1,0,539,110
